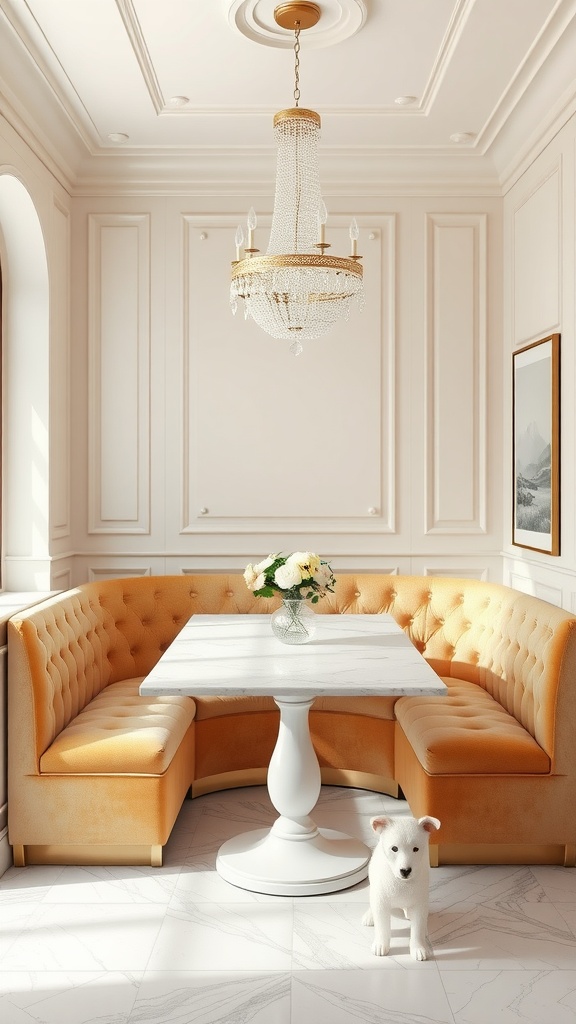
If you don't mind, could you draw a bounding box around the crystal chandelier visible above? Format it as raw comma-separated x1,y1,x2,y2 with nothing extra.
230,2,364,355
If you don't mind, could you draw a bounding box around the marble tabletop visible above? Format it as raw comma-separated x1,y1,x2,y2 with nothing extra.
139,613,446,698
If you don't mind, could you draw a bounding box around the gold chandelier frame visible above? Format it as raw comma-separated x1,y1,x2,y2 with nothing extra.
229,1,364,348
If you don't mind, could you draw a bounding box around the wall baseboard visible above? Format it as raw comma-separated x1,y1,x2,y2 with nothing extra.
0,832,13,878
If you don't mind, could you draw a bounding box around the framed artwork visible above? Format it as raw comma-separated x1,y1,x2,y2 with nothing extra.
512,333,560,555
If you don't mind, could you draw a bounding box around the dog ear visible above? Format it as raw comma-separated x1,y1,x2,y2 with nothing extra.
370,815,393,834
418,816,441,833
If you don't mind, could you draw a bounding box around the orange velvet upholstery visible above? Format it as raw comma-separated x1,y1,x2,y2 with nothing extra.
394,678,550,775
8,573,576,867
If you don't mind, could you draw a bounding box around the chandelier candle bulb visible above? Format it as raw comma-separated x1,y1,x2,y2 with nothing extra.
317,200,327,244
350,217,359,256
247,207,257,251
235,225,244,261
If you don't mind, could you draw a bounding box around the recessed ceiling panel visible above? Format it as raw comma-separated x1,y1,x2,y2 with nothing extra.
0,0,566,169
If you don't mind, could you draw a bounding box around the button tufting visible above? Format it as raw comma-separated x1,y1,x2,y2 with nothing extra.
354,591,361,598
226,591,234,597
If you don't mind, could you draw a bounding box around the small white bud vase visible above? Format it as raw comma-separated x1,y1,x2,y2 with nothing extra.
271,598,316,645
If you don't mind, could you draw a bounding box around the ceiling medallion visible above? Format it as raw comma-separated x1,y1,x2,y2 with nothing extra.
226,0,367,49
229,3,364,354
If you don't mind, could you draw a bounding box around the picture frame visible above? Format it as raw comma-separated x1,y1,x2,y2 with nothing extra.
512,333,560,555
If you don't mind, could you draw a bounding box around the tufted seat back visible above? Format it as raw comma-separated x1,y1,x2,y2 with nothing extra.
10,575,280,764
322,575,576,763
11,573,576,773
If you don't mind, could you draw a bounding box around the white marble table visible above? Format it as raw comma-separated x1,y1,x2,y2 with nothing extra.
140,613,446,896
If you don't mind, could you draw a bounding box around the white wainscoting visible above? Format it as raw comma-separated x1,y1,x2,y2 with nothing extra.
502,107,576,610
512,163,561,347
50,198,71,542
70,194,503,586
87,213,151,535
424,212,487,536
180,215,392,532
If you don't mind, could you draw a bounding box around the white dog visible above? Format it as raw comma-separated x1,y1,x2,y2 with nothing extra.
362,814,441,961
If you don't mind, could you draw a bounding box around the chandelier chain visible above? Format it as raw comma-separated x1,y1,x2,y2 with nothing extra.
230,5,364,347
293,23,301,107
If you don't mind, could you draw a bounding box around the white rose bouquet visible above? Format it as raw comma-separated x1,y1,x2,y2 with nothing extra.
244,551,336,603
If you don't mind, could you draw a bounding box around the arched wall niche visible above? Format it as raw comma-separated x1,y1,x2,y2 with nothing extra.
0,170,50,591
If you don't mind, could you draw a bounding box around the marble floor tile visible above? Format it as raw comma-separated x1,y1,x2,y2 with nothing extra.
441,969,576,1024
431,900,576,969
146,902,294,971
183,807,275,857
555,904,576,939
0,903,167,972
293,902,438,969
0,971,140,1024
1,787,573,1023
429,865,550,913
291,969,455,1023
129,971,291,1024
0,903,40,960
532,865,576,904
42,864,180,905
172,851,289,904
0,864,65,902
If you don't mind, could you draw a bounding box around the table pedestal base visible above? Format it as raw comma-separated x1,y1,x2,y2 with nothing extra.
216,826,370,896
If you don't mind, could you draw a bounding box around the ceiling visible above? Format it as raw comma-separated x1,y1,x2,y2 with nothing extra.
1,0,576,193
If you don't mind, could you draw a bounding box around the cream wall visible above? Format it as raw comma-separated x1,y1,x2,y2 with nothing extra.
0,111,505,875
0,116,72,592
0,111,71,872
69,193,503,585
502,109,576,608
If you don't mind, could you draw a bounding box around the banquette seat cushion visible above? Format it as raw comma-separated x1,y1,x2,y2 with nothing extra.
40,681,195,775
394,680,550,775
8,572,576,868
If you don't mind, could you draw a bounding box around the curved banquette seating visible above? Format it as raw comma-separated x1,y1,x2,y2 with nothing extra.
7,573,576,868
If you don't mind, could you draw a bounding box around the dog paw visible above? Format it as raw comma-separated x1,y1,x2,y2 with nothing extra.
371,941,390,957
362,909,374,927
411,946,429,961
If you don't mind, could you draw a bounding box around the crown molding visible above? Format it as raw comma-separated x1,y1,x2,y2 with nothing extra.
71,147,502,197
499,81,576,194
1,0,575,200
486,1,576,187
0,91,75,194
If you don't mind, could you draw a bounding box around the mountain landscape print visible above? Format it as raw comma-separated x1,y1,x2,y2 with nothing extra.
513,334,559,555
515,420,551,532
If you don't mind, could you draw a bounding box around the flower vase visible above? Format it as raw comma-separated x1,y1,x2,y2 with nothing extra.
271,598,316,645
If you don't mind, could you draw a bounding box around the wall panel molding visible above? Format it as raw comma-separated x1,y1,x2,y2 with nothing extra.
422,566,489,581
424,212,487,535
50,197,71,539
87,213,151,534
180,214,396,536
512,161,561,346
51,567,72,591
87,566,153,581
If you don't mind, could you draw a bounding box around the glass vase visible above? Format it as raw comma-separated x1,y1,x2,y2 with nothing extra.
271,598,316,645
